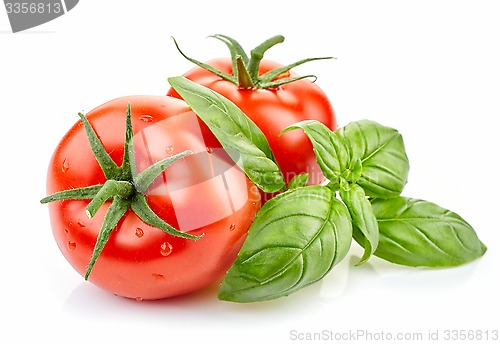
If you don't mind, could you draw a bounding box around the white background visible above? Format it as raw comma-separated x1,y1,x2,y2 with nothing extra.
1,1,499,343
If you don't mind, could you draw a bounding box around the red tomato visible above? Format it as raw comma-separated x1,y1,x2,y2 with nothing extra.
44,96,261,300
167,58,336,195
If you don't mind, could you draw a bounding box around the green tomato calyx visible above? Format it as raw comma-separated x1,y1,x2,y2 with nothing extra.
172,34,334,89
41,104,202,280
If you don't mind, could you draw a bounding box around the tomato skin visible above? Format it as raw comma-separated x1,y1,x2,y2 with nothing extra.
46,96,261,300
167,58,337,189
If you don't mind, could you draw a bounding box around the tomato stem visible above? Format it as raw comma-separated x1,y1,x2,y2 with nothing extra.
85,180,135,218
235,55,254,88
172,34,335,89
246,35,284,86
42,104,201,280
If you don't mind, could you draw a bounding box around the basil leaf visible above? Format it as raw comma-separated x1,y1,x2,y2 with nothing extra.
338,120,409,198
218,185,352,303
287,173,309,190
281,120,351,188
168,76,285,193
358,196,487,267
340,184,379,266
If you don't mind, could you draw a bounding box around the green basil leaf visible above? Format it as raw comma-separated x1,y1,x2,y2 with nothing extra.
359,196,487,267
338,120,409,198
218,185,352,303
168,76,285,193
281,120,351,188
287,173,309,189
340,184,379,266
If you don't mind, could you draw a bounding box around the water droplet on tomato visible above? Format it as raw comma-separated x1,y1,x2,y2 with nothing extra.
229,223,236,231
139,114,153,122
62,159,70,173
77,220,85,227
206,147,213,154
135,297,143,301
152,273,166,281
67,241,76,251
160,242,173,257
165,146,174,154
135,228,144,238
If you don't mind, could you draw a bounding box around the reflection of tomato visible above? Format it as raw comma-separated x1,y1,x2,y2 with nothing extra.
43,96,261,300
168,56,336,192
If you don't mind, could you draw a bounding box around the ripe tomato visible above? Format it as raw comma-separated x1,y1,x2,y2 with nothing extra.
167,35,337,198
43,95,261,300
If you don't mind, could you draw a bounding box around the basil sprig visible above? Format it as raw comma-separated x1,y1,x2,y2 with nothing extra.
169,77,486,303
283,119,408,265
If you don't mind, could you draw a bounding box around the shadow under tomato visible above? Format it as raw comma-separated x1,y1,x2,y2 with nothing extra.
63,270,329,321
